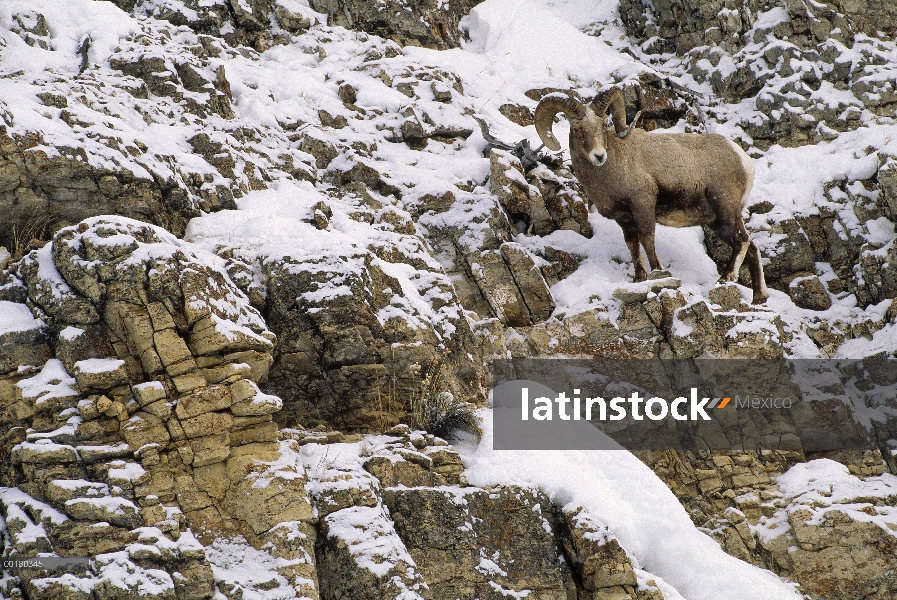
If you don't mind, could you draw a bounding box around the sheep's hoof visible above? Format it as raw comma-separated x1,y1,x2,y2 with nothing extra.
751,292,770,305
647,269,672,280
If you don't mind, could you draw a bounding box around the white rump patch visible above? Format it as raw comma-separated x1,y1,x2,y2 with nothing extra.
727,139,754,208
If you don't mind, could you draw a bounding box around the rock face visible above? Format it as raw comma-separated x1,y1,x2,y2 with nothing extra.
202,177,493,432
0,127,234,256
0,6,322,257
619,0,897,146
1,216,644,600
0,217,316,600
297,426,656,600
488,149,593,240
621,0,896,54
701,164,897,327
385,486,573,600
644,451,897,600
308,0,485,49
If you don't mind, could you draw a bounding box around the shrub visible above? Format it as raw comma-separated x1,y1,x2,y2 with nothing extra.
408,358,482,442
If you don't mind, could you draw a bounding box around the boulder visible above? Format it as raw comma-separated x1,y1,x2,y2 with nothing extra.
788,275,832,311
382,486,572,600
0,300,51,376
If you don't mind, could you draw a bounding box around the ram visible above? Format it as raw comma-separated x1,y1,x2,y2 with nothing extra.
534,87,769,304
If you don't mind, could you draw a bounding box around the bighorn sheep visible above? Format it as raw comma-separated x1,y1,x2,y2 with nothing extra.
534,87,769,304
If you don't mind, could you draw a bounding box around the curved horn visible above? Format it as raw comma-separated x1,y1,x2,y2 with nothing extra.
591,87,631,137
534,94,586,152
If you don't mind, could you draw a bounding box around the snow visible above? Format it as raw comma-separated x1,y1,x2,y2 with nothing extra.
27,418,80,441
247,440,307,489
56,214,274,349
29,573,97,595
15,359,78,404
459,0,639,91
487,580,530,598
750,130,888,221
24,243,79,301
866,216,896,245
50,479,108,495
59,326,85,341
324,505,418,578
186,179,465,342
752,7,790,31
94,551,175,597
106,460,147,482
299,438,380,505
456,410,804,600
0,486,69,526
749,459,897,545
776,459,897,506
13,438,77,457
245,388,283,411
133,381,165,392
65,496,138,516
1,501,51,547
72,358,125,374
0,0,137,69
205,535,316,600
0,301,43,335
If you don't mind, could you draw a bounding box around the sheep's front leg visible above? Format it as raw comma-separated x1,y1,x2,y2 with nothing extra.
620,222,648,282
633,209,665,274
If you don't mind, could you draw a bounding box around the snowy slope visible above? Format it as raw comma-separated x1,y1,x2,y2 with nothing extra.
458,410,804,600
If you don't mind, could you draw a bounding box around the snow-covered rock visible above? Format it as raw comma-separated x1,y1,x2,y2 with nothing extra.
1,0,897,599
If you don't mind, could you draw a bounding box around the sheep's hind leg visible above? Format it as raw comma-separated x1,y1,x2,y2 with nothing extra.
720,240,748,282
621,223,648,282
715,221,750,282
746,240,770,304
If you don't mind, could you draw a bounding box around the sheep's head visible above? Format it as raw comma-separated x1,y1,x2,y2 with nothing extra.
534,87,632,167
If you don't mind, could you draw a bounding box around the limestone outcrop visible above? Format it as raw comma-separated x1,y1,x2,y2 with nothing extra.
0,217,315,600
643,451,896,600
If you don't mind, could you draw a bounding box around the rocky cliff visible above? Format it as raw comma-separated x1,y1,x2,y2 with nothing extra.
1,0,897,599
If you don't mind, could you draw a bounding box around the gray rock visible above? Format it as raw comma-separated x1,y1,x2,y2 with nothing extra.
468,249,532,327
708,283,742,311
788,275,832,311
308,0,485,49
612,277,682,303
317,505,428,600
500,242,556,322
382,486,573,600
856,241,897,307
0,301,51,376
560,507,637,591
